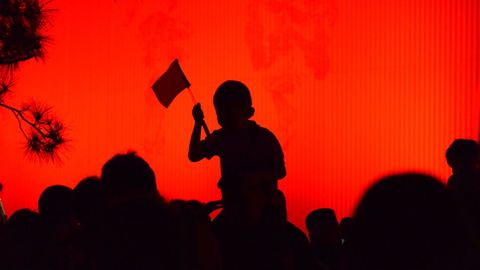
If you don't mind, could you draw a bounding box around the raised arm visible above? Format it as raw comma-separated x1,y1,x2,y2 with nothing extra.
189,103,206,162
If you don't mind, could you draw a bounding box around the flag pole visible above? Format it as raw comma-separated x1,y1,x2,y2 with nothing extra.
188,87,211,136
187,87,197,104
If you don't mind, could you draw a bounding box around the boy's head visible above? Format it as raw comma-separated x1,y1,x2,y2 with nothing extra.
213,80,254,128
446,139,480,174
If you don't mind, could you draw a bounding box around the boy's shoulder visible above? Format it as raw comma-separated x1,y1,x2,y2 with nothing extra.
246,121,278,141
212,121,276,138
206,121,281,151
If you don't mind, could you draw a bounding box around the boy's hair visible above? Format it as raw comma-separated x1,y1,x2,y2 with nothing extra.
445,139,480,170
213,80,253,112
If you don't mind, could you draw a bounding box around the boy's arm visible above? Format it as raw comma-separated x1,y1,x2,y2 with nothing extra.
189,103,206,162
189,121,204,162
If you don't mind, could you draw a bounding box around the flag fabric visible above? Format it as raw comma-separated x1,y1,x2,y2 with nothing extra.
152,59,191,108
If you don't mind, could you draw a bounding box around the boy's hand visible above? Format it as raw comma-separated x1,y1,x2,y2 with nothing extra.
192,103,204,123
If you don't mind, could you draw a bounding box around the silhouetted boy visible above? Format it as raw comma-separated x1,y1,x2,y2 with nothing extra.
189,80,286,222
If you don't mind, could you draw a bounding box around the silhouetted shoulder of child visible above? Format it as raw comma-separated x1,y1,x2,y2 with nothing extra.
201,119,286,181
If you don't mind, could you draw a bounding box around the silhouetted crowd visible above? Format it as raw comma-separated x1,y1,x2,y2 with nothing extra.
0,138,479,270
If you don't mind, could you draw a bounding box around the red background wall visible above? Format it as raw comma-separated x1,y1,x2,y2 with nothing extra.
0,0,479,231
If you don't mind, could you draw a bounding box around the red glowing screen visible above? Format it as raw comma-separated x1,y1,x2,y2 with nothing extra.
0,0,479,230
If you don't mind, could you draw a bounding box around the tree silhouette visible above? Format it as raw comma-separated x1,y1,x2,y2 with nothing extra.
0,0,66,161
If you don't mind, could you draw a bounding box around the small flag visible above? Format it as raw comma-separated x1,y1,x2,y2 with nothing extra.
152,59,191,108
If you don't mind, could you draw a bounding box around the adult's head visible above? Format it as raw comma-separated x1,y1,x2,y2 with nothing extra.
38,185,73,225
349,173,468,270
8,208,41,229
446,139,480,174
306,208,340,246
72,176,102,225
101,152,159,202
